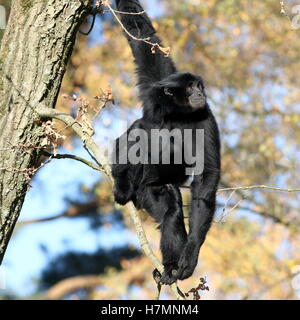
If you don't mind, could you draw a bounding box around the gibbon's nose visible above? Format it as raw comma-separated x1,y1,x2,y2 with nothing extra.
195,88,204,97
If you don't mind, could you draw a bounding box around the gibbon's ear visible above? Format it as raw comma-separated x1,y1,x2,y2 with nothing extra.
164,87,173,96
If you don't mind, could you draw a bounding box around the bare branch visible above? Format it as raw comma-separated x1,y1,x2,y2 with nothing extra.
18,213,65,225
109,8,145,15
181,184,300,193
41,151,102,172
18,200,98,226
44,275,103,299
217,185,300,193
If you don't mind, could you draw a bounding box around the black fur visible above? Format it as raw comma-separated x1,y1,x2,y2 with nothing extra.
112,0,221,284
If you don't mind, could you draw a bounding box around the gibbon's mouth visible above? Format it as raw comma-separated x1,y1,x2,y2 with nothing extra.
189,96,206,109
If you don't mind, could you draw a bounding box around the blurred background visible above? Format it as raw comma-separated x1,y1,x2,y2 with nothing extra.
0,0,300,299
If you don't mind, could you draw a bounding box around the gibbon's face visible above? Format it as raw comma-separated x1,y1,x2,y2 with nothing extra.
161,72,207,110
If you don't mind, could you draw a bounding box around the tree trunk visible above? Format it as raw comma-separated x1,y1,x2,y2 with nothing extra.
0,0,91,264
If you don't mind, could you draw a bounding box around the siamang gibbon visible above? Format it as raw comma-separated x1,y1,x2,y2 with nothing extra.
112,0,221,284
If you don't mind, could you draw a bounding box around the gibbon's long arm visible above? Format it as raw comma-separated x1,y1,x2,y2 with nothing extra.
115,0,177,92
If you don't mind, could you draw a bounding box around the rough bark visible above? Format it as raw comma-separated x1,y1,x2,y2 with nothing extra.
0,0,91,264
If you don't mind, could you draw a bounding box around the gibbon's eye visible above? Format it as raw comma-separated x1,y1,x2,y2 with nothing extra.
164,87,173,96
197,81,203,90
186,82,194,95
188,81,194,88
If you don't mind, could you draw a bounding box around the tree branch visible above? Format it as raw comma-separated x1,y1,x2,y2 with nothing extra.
44,275,103,299
217,185,300,193
181,185,300,193
18,200,98,226
41,151,102,172
18,213,65,225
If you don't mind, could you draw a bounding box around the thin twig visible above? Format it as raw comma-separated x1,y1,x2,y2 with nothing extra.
222,198,244,220
110,8,145,15
180,185,300,193
215,190,236,223
217,185,300,193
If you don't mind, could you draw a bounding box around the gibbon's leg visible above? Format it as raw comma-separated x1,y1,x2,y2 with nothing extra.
177,116,221,280
137,184,187,284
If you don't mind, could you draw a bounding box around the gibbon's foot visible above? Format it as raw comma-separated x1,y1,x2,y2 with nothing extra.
152,268,162,284
113,188,132,205
153,264,179,285
114,193,130,205
161,270,178,285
